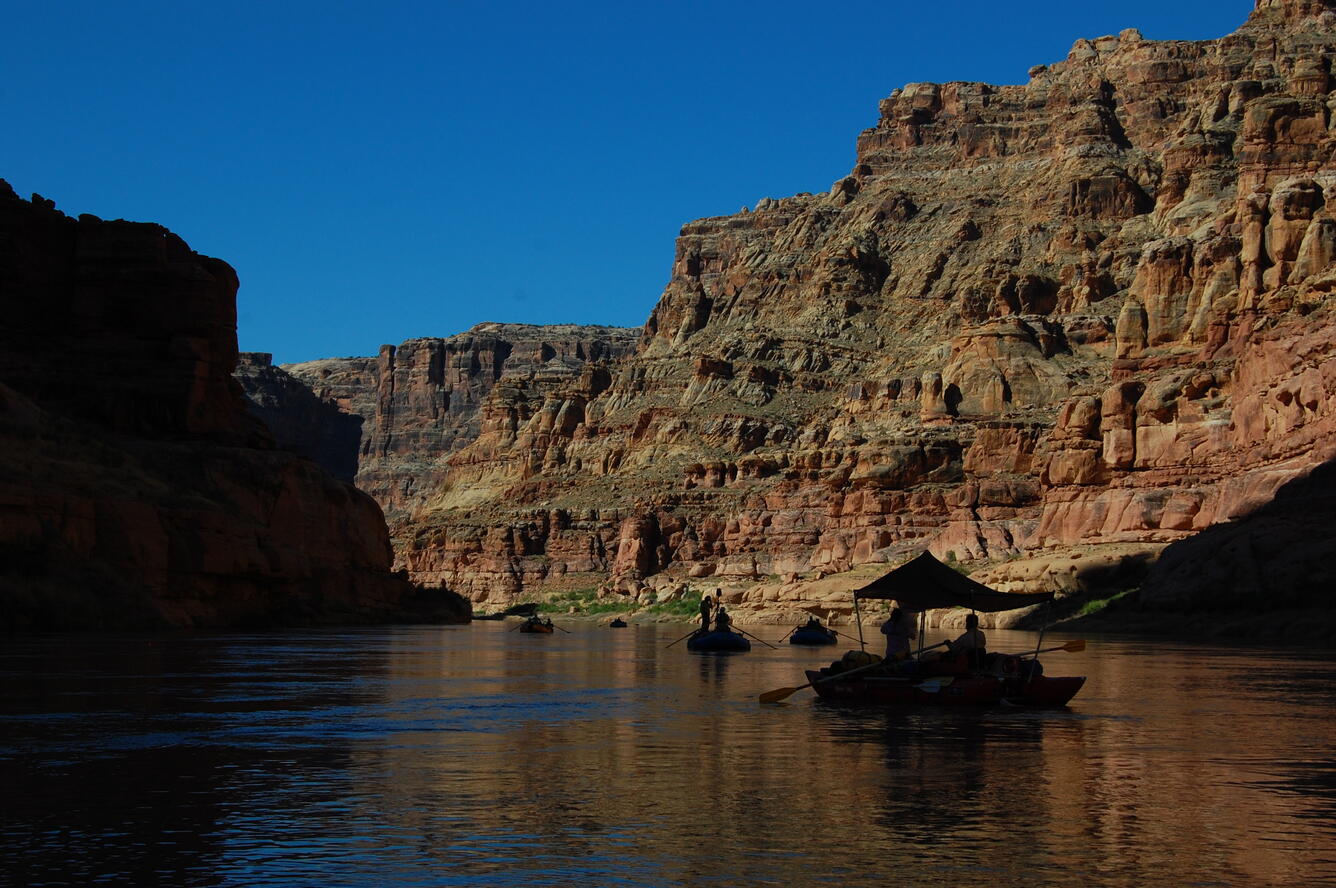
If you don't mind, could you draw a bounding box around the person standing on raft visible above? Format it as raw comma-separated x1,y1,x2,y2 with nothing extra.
698,593,714,632
880,607,917,661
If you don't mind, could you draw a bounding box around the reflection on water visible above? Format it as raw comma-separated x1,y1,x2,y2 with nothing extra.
1,627,1332,886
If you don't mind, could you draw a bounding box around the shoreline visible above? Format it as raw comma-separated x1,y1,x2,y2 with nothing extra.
511,606,1336,648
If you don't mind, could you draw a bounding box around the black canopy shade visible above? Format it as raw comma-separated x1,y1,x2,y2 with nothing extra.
852,551,1054,612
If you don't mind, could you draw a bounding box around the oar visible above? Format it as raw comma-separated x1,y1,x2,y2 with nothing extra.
774,627,797,644
552,623,570,633
665,627,702,649
757,638,959,704
759,656,888,704
832,628,863,644
1016,639,1085,657
733,626,778,649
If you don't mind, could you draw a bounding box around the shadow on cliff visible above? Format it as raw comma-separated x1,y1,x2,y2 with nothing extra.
0,183,471,633
1053,457,1336,642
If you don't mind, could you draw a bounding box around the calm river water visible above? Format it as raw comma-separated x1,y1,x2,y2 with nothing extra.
2,624,1333,887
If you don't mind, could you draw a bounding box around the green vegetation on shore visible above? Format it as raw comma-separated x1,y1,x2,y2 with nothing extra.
535,588,704,619
1077,590,1132,618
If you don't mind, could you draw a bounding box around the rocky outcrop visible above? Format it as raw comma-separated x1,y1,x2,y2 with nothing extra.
0,183,468,631
282,325,640,522
235,353,363,483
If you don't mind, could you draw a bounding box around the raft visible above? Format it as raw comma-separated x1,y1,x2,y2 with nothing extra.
517,619,555,634
803,656,1085,707
609,618,628,628
686,629,751,652
789,626,838,646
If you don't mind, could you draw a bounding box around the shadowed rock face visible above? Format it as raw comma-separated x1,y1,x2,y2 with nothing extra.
1138,456,1336,612
235,353,363,483
351,0,1336,619
0,183,467,631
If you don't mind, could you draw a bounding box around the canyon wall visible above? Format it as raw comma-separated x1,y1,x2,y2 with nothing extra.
235,352,364,483
0,183,468,631
368,0,1336,624
283,324,641,523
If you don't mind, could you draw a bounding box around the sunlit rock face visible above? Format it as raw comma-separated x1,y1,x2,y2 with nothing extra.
282,324,641,525
0,183,467,631
290,0,1336,621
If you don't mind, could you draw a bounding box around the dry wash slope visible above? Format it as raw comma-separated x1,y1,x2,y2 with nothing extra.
398,0,1336,623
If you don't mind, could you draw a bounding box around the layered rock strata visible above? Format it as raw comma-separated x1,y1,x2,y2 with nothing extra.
372,0,1336,628
0,183,467,631
283,324,640,522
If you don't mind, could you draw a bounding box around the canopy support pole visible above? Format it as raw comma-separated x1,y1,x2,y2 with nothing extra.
1022,626,1047,694
853,595,866,653
916,610,926,658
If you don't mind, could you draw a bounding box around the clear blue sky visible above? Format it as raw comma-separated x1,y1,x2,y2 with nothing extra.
3,1,1251,363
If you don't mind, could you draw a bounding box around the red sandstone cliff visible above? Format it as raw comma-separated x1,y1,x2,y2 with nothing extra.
282,324,640,521
362,0,1336,629
0,183,467,631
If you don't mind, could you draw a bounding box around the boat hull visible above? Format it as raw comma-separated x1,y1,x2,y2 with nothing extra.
805,670,1085,707
789,628,838,646
1004,675,1085,706
807,670,1003,705
687,630,751,652
518,623,554,634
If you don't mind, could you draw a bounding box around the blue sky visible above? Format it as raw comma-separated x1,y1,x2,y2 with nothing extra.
3,1,1250,363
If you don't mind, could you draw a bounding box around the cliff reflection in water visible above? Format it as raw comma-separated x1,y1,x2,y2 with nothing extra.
1,626,1332,886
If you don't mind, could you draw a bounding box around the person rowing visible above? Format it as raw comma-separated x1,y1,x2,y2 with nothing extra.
945,613,986,657
919,613,987,670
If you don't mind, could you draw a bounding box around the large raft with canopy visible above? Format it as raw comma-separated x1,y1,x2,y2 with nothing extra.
767,552,1085,707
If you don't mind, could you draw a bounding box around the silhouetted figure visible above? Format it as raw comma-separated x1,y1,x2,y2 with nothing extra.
945,613,987,669
880,607,917,660
946,613,985,652
699,593,714,631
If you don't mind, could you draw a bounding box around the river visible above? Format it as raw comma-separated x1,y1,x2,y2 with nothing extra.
1,624,1332,886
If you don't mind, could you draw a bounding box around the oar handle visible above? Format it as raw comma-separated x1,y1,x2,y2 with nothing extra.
809,655,890,687
1018,641,1083,657
759,650,893,703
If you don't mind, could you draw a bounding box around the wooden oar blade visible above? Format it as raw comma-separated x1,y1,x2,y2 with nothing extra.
759,686,801,704
1063,639,1087,652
